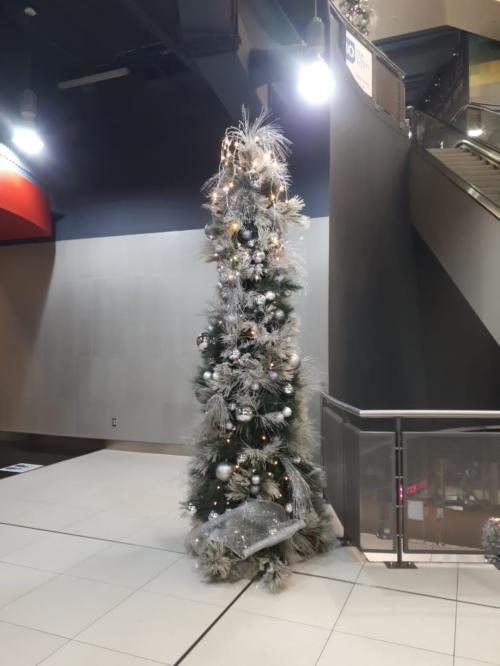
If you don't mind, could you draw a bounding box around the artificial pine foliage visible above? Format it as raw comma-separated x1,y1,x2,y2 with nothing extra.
339,0,373,36
185,111,334,590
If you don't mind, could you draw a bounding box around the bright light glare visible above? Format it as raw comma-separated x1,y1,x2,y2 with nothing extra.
297,58,334,104
467,127,483,138
12,126,44,155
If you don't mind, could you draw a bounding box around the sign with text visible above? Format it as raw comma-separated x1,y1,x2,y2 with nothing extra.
345,30,373,97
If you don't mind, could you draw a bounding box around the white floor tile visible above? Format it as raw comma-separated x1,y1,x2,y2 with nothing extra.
40,641,162,665
181,608,329,666
2,532,110,573
0,620,66,665
357,563,458,599
454,658,499,666
125,512,188,553
0,574,130,638
0,524,42,558
78,590,223,664
336,584,456,654
0,562,55,608
235,573,352,629
458,565,500,608
455,602,500,664
292,546,364,582
317,632,453,666
66,508,160,541
68,543,180,589
0,500,97,531
143,554,247,605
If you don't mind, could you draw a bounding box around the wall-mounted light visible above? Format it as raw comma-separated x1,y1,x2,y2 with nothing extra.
11,88,44,156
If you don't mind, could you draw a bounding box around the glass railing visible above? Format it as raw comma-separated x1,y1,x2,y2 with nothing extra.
450,103,500,153
321,394,500,564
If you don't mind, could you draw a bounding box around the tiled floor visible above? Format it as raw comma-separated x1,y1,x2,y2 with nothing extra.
0,449,498,665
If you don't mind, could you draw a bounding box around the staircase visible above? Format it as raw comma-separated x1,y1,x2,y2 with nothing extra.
428,147,500,206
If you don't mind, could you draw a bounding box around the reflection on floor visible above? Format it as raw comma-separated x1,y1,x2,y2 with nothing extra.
0,449,498,665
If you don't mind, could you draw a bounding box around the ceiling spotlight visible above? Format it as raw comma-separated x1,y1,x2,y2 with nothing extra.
297,57,334,104
12,126,44,155
23,6,37,16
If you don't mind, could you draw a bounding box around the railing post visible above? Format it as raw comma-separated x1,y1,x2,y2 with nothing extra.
386,417,416,568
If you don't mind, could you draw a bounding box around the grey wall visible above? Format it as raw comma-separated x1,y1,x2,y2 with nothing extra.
329,21,426,408
0,218,328,445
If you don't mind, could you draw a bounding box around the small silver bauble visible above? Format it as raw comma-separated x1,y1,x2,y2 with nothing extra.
215,461,233,481
187,503,196,514
225,421,234,431
196,332,209,350
268,232,279,245
253,250,265,263
293,456,301,464
255,294,266,307
211,370,220,382
274,309,285,322
251,474,261,485
236,406,254,423
229,348,241,361
285,503,293,514
283,382,294,395
282,406,292,418
204,224,215,240
247,239,255,248
265,290,276,301
284,289,291,297
268,370,279,381
208,510,219,520
251,382,260,391
241,229,252,240
249,485,260,495
203,370,212,381
288,352,301,369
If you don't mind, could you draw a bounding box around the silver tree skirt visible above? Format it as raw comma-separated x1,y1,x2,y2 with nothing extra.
187,500,305,560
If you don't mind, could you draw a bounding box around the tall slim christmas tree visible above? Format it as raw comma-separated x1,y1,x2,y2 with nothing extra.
185,112,333,591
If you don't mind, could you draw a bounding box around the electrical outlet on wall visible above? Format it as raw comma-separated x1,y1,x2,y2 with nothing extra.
112,417,117,427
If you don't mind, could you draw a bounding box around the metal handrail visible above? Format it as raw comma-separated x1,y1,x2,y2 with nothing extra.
450,102,500,125
454,139,500,168
328,0,405,80
321,393,500,419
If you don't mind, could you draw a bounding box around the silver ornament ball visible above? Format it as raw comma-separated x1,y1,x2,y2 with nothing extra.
249,485,260,496
265,290,276,301
196,332,209,350
225,421,234,431
208,510,219,520
254,294,266,307
274,309,285,322
282,406,292,418
229,402,236,411
229,348,241,361
241,229,252,240
268,370,279,381
251,474,261,485
253,250,265,263
236,406,254,423
251,382,260,391
283,382,294,395
202,370,212,381
215,462,233,482
187,503,196,514
211,370,220,382
285,503,293,514
288,352,301,369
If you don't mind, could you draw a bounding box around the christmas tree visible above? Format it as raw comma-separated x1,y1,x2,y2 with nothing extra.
185,111,333,591
339,0,373,36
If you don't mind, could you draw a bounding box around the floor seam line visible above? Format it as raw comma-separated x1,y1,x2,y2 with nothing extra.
334,629,455,657
313,579,356,665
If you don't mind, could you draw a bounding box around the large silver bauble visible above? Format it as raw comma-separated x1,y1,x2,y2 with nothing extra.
282,406,292,418
215,462,233,482
203,370,212,381
283,382,294,395
229,348,241,361
268,370,279,381
255,294,266,307
251,474,261,485
236,406,254,423
265,290,276,301
288,352,301,369
274,309,285,322
253,250,265,263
